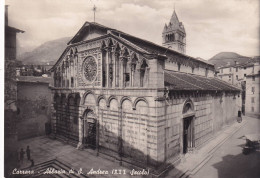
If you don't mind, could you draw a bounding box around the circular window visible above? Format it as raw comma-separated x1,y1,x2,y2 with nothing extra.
82,56,97,83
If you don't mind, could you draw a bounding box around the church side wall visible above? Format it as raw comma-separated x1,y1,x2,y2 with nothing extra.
156,92,240,163
165,61,214,77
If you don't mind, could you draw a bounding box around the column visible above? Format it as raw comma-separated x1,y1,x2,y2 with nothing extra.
112,49,116,87
119,57,123,87
118,106,123,165
106,48,110,88
96,105,100,156
77,116,84,149
115,53,120,87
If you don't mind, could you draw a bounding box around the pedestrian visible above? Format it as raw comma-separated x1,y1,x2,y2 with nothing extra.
26,146,31,161
30,159,34,167
20,148,25,164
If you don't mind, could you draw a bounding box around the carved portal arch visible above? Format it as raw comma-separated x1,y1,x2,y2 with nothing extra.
81,108,97,148
182,98,195,114
83,108,96,119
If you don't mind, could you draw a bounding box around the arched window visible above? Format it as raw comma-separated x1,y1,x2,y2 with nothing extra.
140,60,148,87
122,49,130,87
183,103,192,113
182,99,194,114
131,54,138,87
123,58,129,87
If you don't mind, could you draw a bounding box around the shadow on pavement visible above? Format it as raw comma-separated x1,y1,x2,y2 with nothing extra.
212,151,260,178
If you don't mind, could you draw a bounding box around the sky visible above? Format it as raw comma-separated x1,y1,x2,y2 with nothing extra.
4,0,260,59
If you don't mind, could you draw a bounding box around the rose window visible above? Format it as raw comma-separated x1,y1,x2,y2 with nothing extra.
82,57,97,82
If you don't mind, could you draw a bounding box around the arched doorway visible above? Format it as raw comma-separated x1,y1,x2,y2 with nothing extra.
83,109,97,149
182,100,195,154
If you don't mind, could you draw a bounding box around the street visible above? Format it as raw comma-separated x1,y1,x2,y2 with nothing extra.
193,116,260,178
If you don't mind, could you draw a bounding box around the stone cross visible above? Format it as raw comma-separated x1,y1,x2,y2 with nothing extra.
93,5,97,23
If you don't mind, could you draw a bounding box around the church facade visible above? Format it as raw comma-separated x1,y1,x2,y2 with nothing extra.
50,11,241,174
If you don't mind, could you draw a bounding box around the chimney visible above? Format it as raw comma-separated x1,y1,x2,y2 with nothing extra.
5,5,8,26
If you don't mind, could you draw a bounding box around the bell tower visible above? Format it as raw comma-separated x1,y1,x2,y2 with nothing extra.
162,10,186,54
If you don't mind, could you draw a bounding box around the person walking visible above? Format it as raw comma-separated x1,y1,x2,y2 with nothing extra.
20,148,25,164
30,159,34,167
26,146,31,161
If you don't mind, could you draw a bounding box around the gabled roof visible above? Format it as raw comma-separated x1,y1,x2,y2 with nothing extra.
68,22,114,45
165,70,240,91
51,21,212,71
5,26,24,33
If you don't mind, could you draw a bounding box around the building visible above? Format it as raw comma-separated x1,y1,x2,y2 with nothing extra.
245,57,260,117
217,59,258,86
17,76,53,140
217,57,260,115
162,10,186,54
16,64,53,76
49,12,241,175
4,5,24,176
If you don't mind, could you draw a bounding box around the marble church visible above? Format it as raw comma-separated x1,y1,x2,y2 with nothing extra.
50,10,241,175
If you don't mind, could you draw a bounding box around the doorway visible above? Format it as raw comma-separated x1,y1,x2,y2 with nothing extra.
85,120,96,149
83,110,96,149
183,116,194,154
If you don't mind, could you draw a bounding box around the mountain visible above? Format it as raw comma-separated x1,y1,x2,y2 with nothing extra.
208,52,251,68
17,37,71,65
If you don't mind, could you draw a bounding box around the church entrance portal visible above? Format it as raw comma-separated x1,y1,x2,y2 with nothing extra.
83,110,96,149
183,116,194,154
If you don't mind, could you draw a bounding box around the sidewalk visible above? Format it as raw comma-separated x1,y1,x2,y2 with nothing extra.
165,118,248,178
